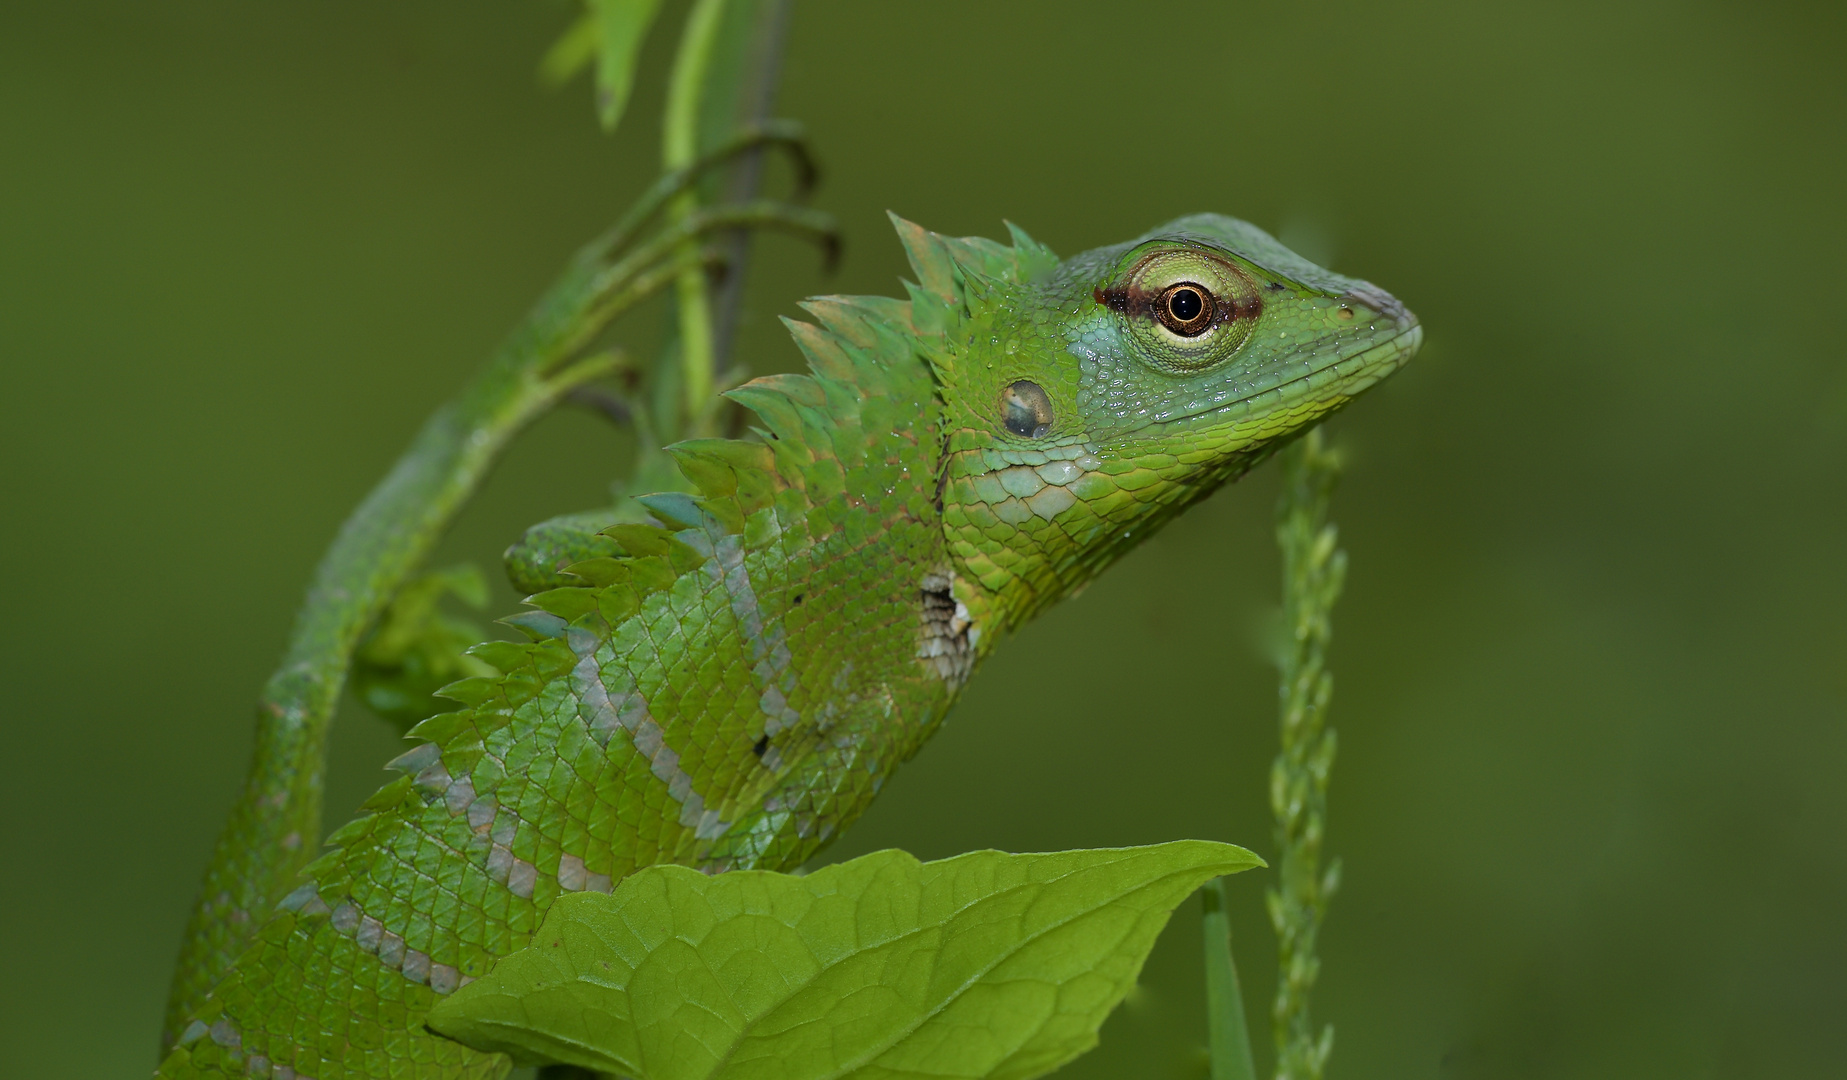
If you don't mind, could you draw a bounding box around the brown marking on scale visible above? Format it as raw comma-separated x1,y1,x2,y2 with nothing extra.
932,416,958,514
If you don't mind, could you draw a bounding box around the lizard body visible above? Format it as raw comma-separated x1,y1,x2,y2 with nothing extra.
157,214,1419,1079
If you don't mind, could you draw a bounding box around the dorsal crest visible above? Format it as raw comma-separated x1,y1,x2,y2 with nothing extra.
888,212,1059,339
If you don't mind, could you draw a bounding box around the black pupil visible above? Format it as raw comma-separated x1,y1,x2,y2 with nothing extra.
1169,288,1204,322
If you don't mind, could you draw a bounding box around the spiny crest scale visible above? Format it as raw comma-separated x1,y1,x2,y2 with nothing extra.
373,229,960,803
888,211,1058,325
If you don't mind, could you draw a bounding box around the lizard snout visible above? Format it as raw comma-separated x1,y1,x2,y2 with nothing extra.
1341,283,1418,333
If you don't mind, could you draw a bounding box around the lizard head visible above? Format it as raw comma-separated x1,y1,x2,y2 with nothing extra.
901,213,1421,634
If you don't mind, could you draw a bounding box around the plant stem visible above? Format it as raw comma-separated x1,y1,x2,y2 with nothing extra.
1267,428,1345,1080
1203,878,1260,1080
662,0,729,436
164,0,812,1054
159,255,632,1046
704,0,793,372
158,204,774,1046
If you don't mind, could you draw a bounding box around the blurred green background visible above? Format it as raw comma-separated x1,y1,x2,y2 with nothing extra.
2,2,1842,1077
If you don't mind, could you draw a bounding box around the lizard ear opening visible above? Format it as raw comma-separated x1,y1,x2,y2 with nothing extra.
1001,380,1054,438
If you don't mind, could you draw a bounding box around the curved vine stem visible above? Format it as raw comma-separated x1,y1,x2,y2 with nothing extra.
165,0,818,1054
589,118,817,278
160,295,623,1048
160,200,831,1053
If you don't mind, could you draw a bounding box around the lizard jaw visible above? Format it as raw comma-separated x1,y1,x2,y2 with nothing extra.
1148,319,1422,436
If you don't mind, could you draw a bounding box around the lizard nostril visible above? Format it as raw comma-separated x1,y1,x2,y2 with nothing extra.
1341,286,1415,330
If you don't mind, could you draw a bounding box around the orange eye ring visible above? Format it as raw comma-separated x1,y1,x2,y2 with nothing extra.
1155,282,1216,337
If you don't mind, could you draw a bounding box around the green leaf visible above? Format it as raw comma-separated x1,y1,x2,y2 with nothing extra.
537,9,599,87
427,841,1263,1080
542,0,666,131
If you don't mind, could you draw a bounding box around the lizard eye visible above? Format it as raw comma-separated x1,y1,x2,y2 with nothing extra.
1001,380,1054,438
1156,283,1214,337
1101,243,1264,373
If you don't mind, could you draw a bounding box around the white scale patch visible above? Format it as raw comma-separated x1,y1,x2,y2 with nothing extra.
567,626,731,841
314,894,464,995
919,570,976,687
683,526,804,739
176,1017,322,1079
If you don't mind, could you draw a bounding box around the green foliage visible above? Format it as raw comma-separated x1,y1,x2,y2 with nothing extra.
1201,879,1257,1080
542,0,667,131
350,565,497,731
429,842,1262,1079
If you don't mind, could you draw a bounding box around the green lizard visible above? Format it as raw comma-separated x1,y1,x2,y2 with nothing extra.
156,212,1419,1079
